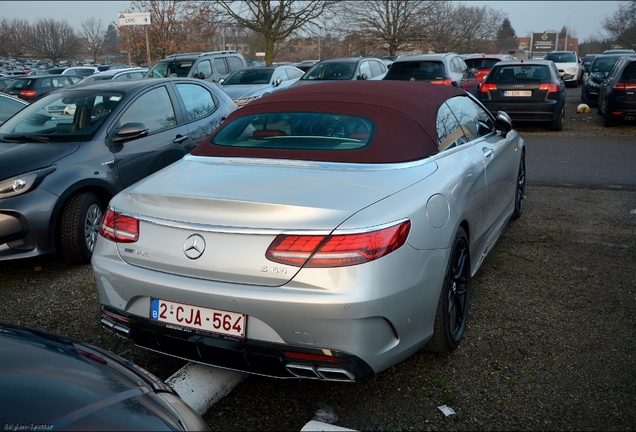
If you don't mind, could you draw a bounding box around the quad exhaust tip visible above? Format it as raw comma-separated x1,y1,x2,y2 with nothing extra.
101,318,130,338
285,363,356,382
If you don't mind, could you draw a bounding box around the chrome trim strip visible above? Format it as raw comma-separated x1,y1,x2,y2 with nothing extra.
108,205,409,237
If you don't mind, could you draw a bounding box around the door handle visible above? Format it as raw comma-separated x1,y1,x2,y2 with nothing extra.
482,148,494,158
173,134,189,144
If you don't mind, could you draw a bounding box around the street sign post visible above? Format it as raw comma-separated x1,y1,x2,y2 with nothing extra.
118,12,152,67
118,12,151,26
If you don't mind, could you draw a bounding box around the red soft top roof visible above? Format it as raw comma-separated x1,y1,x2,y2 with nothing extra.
193,80,466,163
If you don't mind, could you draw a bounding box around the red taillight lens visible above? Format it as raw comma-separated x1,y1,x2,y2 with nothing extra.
284,351,341,362
20,90,37,97
99,208,139,243
480,83,497,93
539,83,560,92
615,81,636,91
430,79,455,86
266,221,411,268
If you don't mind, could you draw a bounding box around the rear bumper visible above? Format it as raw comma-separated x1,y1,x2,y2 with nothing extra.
92,236,450,381
101,305,375,381
481,99,563,122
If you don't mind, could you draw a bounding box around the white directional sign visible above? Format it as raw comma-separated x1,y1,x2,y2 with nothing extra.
118,12,151,26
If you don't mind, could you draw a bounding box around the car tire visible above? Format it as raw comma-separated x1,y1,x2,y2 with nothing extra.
550,107,564,131
59,192,104,265
426,226,470,353
511,152,525,220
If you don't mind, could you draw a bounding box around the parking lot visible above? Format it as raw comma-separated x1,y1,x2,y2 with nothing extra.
1,87,635,430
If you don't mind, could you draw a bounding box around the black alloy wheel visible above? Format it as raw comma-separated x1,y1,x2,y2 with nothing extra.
512,152,526,220
426,227,470,352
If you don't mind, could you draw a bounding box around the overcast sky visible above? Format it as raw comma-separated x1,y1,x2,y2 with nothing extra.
1,1,621,42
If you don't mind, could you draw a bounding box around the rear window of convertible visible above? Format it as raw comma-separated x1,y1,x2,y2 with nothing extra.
211,112,375,150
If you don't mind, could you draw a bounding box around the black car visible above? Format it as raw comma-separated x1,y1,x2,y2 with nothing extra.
382,52,480,96
581,53,600,73
477,60,566,131
3,75,83,102
0,92,28,123
0,323,209,430
293,57,388,86
598,54,636,127
0,78,237,264
581,54,624,106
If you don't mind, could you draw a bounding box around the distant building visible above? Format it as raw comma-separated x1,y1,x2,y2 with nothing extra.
516,36,579,57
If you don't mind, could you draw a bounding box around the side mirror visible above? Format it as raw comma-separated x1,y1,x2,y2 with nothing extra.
218,78,225,84
113,122,149,143
274,77,282,87
357,73,368,80
594,72,605,80
495,111,513,137
470,68,479,76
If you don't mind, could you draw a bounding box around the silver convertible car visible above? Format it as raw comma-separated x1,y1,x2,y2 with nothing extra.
93,81,526,381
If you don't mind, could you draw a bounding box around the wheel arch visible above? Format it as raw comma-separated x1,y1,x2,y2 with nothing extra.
50,181,117,252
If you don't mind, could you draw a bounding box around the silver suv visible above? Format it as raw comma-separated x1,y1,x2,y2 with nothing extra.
145,50,247,83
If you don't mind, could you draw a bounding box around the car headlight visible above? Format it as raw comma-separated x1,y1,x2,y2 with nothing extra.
0,167,56,199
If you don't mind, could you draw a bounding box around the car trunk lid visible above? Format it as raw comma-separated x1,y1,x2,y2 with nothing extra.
111,156,435,286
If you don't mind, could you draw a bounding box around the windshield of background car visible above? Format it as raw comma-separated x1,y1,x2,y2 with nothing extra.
301,62,356,80
383,61,446,80
146,60,193,78
544,52,577,63
0,90,124,142
211,112,374,151
464,58,502,69
488,65,551,82
5,79,34,90
223,69,274,85
590,56,621,74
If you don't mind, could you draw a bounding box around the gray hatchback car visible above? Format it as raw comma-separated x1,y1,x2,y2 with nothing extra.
0,78,237,264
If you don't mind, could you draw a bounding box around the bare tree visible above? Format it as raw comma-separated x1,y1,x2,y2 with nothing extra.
5,19,32,60
80,17,106,64
337,0,432,56
30,18,80,64
601,0,636,51
0,19,12,57
214,0,335,65
422,2,504,53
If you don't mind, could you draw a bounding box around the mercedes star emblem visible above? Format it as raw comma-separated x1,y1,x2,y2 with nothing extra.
183,234,206,260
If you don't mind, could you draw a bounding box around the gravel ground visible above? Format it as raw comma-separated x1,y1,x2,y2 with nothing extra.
0,88,634,430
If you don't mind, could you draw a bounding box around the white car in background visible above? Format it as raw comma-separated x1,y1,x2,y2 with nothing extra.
543,51,583,87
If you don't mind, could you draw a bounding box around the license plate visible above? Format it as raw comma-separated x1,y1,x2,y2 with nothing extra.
151,298,245,338
504,90,532,97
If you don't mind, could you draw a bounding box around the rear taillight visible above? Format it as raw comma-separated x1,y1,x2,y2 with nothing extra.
266,221,411,268
99,208,139,243
615,81,636,91
480,83,497,92
20,90,37,97
539,83,560,92
430,78,455,86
